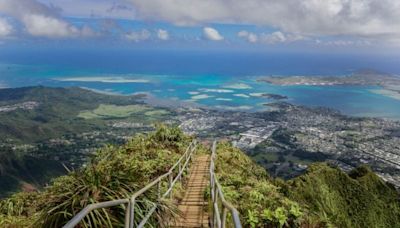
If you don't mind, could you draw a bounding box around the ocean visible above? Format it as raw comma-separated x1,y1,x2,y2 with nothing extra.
1,49,400,119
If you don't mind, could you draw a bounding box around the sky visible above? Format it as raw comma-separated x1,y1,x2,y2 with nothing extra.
0,0,400,54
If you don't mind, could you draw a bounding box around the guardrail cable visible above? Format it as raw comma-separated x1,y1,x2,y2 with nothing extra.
210,141,242,228
63,140,197,228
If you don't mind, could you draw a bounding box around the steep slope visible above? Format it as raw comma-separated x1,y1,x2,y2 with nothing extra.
0,146,65,198
0,126,192,227
286,164,400,227
215,142,400,227
1,129,399,227
0,86,173,198
214,142,304,227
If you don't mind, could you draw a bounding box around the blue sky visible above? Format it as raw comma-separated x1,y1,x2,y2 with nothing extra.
0,0,400,55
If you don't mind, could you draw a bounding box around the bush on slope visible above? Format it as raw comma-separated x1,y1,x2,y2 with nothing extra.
0,125,191,227
215,142,400,228
214,142,304,227
286,164,400,227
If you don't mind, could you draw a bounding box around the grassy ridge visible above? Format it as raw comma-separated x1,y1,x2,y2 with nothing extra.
0,121,398,227
215,141,400,227
286,164,400,227
0,125,192,227
214,142,303,227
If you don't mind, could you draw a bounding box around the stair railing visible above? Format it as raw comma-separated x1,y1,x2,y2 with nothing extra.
63,140,197,228
210,141,242,228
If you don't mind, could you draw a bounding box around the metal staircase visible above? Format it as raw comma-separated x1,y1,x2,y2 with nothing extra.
63,140,242,228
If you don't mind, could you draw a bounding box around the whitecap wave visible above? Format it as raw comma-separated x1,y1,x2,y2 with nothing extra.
199,88,234,93
191,94,214,100
56,76,150,83
233,94,250,98
223,83,252,90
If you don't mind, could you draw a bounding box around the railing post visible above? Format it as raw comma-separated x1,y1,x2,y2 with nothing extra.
214,188,219,227
178,162,182,181
168,172,173,198
157,181,161,199
222,207,228,228
129,198,135,228
213,206,217,228
125,202,131,228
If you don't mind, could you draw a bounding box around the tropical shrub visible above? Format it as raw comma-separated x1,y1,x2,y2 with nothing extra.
0,125,192,227
215,141,400,228
214,141,304,227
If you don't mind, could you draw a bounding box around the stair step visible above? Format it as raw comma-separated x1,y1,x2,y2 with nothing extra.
171,155,210,227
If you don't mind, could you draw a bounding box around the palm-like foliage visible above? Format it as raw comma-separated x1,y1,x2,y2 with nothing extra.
0,125,192,227
214,141,304,228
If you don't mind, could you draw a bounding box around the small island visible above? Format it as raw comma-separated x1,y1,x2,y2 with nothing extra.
257,69,400,100
261,93,288,100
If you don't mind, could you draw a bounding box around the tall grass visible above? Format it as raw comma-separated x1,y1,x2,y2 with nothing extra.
0,125,192,227
214,141,304,227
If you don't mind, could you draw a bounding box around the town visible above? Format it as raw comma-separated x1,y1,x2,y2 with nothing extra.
2,100,400,188
178,103,400,187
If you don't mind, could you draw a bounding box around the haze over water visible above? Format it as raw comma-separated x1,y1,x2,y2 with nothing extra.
1,49,400,119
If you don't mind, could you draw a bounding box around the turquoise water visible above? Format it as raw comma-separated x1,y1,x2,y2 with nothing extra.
1,62,400,119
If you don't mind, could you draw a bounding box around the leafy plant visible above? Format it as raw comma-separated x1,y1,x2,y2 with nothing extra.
214,141,304,227
0,125,192,227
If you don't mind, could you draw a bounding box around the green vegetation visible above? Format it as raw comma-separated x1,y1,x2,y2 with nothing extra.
0,86,142,143
0,125,192,227
286,164,400,227
0,146,65,198
214,142,304,227
1,128,399,227
0,86,171,143
0,86,174,198
78,104,152,119
250,129,330,179
215,142,400,227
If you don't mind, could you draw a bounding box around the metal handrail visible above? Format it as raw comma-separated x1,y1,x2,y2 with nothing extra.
210,141,242,228
63,140,197,228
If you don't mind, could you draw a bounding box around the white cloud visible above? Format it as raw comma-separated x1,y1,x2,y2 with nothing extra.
260,31,305,44
238,30,305,44
22,14,79,38
125,29,151,41
0,0,95,38
261,31,286,44
203,27,223,41
316,39,371,47
127,0,400,41
38,0,136,20
157,29,169,40
0,17,12,37
238,30,258,43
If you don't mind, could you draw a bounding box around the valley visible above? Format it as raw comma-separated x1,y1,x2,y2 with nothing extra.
1,86,400,199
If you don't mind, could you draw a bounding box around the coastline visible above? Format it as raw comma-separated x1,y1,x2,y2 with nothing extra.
370,89,400,101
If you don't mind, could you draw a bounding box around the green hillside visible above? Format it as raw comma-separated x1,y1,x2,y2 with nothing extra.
0,146,65,198
286,164,400,227
0,86,143,143
215,142,400,227
1,128,399,227
0,86,174,198
0,125,192,227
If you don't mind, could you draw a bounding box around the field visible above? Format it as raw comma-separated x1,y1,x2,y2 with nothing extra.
78,104,151,119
